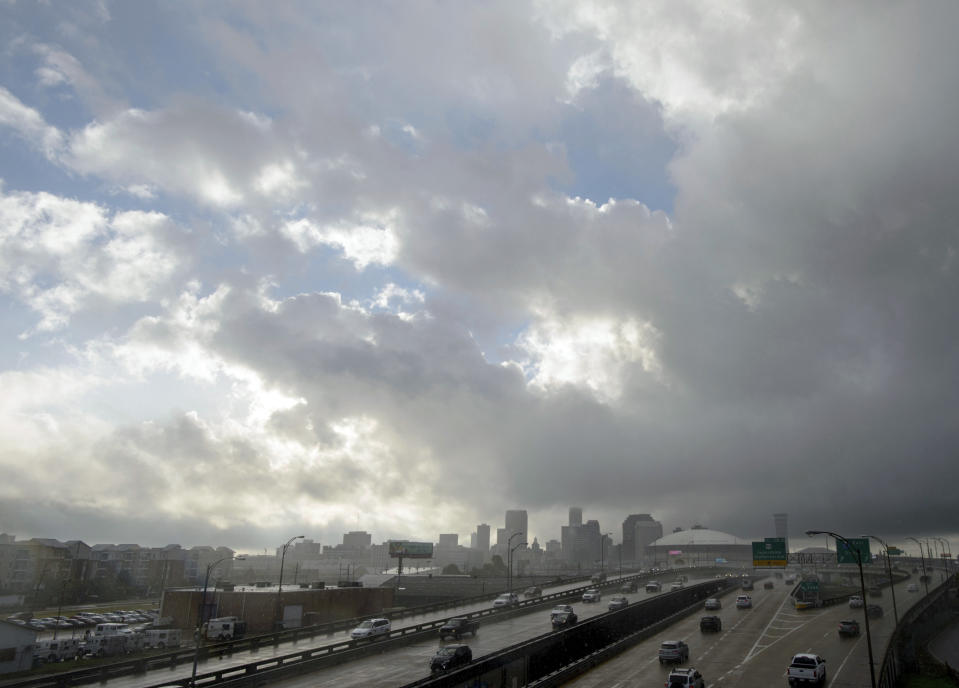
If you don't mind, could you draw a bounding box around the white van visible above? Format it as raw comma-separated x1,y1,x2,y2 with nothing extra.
143,628,182,649
94,622,132,636
205,617,247,641
35,638,82,663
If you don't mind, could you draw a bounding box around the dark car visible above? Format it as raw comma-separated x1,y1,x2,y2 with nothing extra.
438,617,479,640
621,580,638,593
551,611,578,628
866,604,884,619
763,581,774,589
838,619,860,636
700,615,722,632
430,644,472,673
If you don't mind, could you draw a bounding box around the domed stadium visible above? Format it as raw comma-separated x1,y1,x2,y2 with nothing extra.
644,528,755,567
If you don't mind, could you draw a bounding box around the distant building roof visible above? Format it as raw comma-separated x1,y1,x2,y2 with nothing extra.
649,529,752,547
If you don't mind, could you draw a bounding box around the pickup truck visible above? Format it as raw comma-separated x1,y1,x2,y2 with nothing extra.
438,616,479,639
787,653,826,685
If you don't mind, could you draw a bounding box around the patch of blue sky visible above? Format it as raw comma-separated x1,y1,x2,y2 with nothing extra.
553,78,677,214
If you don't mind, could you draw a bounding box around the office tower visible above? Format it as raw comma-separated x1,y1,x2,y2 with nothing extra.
774,513,788,550
505,510,528,546
569,507,583,527
476,524,490,552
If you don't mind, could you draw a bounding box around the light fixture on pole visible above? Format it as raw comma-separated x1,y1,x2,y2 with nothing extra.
507,532,525,594
933,536,951,580
806,530,875,688
861,534,899,626
275,535,305,630
191,554,243,687
905,537,929,595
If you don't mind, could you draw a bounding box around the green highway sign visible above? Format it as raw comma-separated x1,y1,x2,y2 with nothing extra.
835,537,871,565
799,580,820,592
753,537,788,567
886,547,903,556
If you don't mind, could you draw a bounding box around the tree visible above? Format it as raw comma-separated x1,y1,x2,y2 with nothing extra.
442,564,462,575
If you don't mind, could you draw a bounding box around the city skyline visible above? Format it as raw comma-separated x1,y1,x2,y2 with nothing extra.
2,3,958,552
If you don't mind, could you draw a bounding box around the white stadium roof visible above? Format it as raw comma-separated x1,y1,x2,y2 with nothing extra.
649,529,752,547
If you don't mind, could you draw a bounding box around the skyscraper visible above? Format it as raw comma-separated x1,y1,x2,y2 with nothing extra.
774,513,788,550
505,510,528,546
569,507,583,527
475,523,490,552
623,514,662,562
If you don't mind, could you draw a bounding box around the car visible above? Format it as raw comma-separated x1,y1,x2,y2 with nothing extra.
763,581,774,589
700,615,722,632
787,653,826,685
349,618,391,640
907,583,919,593
704,598,721,610
838,619,860,636
736,594,753,608
785,575,797,584
866,604,884,619
438,617,479,639
620,580,638,593
666,667,705,687
27,621,46,632
608,595,628,611
658,640,690,664
429,644,472,673
741,579,754,590
670,581,684,591
493,593,519,608
550,604,574,619
590,572,607,584
582,588,602,603
551,611,578,628
646,581,662,593
848,595,864,608
523,586,542,598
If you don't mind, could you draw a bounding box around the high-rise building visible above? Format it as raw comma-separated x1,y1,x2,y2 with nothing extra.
438,534,458,548
342,531,372,549
496,527,507,547
569,507,583,527
774,513,788,550
476,524,490,552
622,514,662,562
505,510,528,546
634,516,663,563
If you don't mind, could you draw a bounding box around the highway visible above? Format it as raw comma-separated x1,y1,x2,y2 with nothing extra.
97,574,637,688
561,570,935,688
267,576,699,688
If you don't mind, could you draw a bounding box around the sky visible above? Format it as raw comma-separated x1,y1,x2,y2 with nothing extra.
1,1,957,556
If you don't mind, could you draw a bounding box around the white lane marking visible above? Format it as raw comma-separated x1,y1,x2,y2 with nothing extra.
830,635,864,685
743,594,792,662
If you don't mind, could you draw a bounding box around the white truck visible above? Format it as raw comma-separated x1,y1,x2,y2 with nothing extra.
142,628,182,649
205,616,247,641
787,653,826,685
34,638,82,663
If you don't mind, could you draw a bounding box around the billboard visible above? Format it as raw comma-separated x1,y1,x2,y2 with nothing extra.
388,541,434,559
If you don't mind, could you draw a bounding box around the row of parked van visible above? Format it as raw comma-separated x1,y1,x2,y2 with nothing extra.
33,625,183,665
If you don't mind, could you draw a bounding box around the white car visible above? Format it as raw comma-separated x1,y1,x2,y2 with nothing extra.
582,588,602,603
350,618,391,639
736,594,753,609
493,593,519,608
906,583,919,593
848,595,864,608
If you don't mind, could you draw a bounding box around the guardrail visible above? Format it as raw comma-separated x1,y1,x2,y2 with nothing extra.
397,578,735,688
1,567,722,688
877,571,957,688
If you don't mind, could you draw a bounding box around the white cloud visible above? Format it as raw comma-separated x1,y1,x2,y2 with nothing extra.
0,188,183,333
0,86,64,159
281,214,399,268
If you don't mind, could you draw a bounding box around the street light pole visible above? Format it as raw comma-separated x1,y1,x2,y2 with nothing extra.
905,537,929,595
507,532,526,594
275,535,305,631
862,534,899,627
807,530,876,688
191,554,241,687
